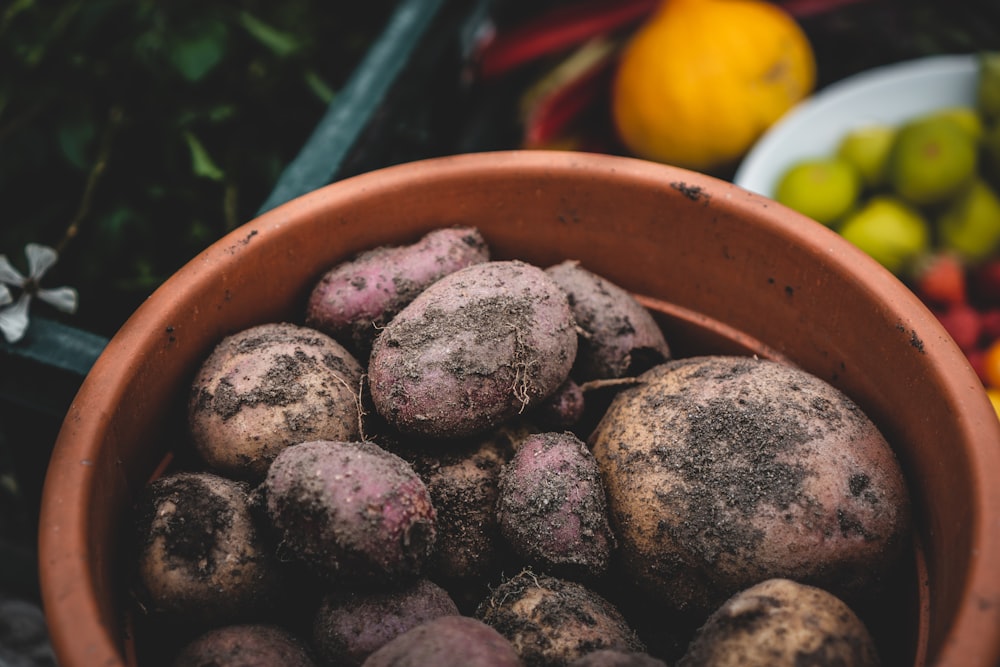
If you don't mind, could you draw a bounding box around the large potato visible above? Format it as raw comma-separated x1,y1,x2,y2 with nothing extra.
589,355,911,619
188,322,364,481
368,260,577,439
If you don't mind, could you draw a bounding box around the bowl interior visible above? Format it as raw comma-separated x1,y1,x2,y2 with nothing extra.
39,151,1000,667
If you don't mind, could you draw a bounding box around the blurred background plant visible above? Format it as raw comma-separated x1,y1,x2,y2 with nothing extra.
0,0,398,338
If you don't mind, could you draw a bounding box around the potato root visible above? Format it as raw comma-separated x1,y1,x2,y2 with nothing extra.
368,260,577,439
262,440,436,583
361,615,524,667
306,226,490,356
496,432,615,580
476,571,645,667
589,356,911,618
312,578,459,667
677,578,880,666
545,260,670,381
188,322,364,481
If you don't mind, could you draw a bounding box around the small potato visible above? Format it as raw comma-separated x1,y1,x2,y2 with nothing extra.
172,624,316,667
496,432,615,580
368,260,578,439
534,378,586,429
391,424,530,610
545,260,670,381
476,570,645,667
589,356,912,618
306,226,490,356
361,615,524,667
312,578,459,667
261,440,436,583
567,650,668,667
133,472,280,627
677,578,880,667
188,322,364,481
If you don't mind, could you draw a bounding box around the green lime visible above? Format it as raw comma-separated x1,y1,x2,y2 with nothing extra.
774,157,861,226
836,123,896,188
925,106,983,141
838,196,931,275
938,179,1000,263
887,115,978,207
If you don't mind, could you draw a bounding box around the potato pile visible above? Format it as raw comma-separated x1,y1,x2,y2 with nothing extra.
131,226,911,667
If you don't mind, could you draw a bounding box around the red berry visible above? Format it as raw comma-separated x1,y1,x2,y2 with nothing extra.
936,303,983,353
914,253,967,307
981,308,1000,341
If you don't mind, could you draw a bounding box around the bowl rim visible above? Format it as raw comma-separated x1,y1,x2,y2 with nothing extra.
36,150,1000,667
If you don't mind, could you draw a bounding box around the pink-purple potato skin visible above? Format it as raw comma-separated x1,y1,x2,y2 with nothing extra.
545,260,670,381
535,378,586,429
262,440,436,582
476,571,645,667
171,624,316,667
188,322,364,481
306,226,490,356
368,260,578,439
361,615,525,667
567,650,668,667
677,579,880,667
312,578,460,667
496,432,615,580
134,472,280,627
589,356,912,619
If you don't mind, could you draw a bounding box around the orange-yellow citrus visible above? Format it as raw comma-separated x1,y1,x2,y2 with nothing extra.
611,0,816,173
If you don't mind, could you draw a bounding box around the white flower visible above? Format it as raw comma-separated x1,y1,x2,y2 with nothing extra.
0,243,79,343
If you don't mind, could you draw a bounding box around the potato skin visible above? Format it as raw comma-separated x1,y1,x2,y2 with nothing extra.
567,650,668,667
677,578,880,667
262,440,436,583
368,260,578,439
545,260,670,381
312,578,460,667
188,322,364,481
361,615,525,667
133,472,280,627
589,356,911,618
171,624,316,667
306,226,490,357
496,432,615,580
476,571,645,667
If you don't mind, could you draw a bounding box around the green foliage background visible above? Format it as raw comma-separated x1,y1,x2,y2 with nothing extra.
1,0,396,336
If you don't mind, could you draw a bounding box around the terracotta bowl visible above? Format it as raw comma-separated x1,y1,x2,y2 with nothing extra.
38,151,1000,666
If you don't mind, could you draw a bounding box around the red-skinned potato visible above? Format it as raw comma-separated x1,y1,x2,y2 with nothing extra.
589,355,911,619
496,432,615,580
545,260,670,381
188,322,364,481
306,226,490,357
261,440,436,583
361,615,525,667
312,578,459,667
171,624,316,667
368,260,577,439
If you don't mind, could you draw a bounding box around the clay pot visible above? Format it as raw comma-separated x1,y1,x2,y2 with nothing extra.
38,151,1000,666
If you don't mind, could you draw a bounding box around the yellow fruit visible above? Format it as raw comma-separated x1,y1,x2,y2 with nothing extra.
987,389,1000,421
774,157,861,226
611,0,815,173
836,124,896,188
838,196,930,275
887,115,978,207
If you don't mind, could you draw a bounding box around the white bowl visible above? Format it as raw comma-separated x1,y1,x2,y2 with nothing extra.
734,54,979,198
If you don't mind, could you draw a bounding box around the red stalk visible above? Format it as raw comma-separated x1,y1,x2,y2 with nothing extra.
475,0,660,80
